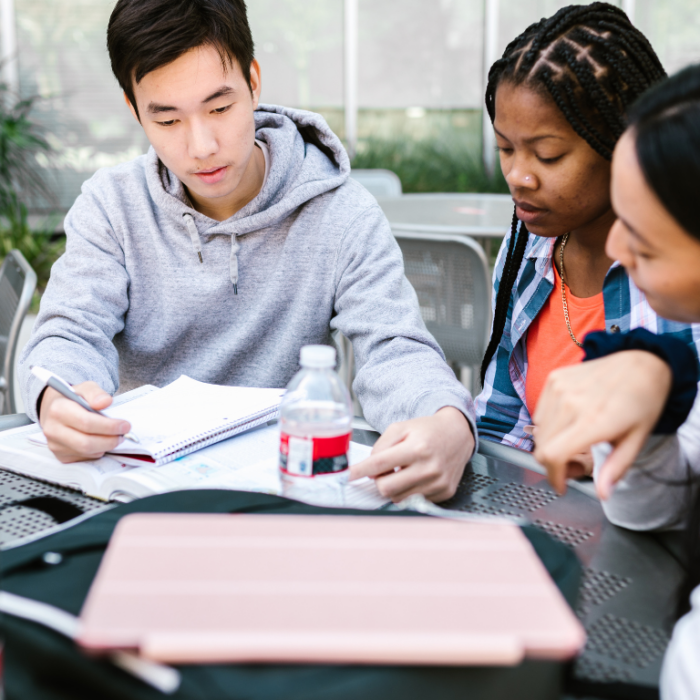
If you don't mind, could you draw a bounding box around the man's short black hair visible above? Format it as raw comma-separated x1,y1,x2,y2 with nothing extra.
107,0,255,117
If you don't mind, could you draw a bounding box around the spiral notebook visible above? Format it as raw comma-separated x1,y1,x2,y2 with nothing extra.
97,376,284,467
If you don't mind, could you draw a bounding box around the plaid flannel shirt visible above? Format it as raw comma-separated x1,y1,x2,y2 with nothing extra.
475,226,700,451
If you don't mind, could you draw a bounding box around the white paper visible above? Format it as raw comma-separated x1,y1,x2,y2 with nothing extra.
115,427,388,509
104,376,284,457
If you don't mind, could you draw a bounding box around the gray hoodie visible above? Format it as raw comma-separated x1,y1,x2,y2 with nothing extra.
19,105,475,435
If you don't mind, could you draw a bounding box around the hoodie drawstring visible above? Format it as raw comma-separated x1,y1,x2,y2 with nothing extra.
183,212,240,295
183,213,203,264
229,238,240,295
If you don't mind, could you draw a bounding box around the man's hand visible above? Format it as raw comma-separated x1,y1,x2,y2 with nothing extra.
533,351,672,499
39,382,131,464
349,406,475,503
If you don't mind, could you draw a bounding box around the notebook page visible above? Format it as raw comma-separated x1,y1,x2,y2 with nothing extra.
104,377,284,458
105,425,282,501
28,384,159,450
106,425,388,509
343,443,389,509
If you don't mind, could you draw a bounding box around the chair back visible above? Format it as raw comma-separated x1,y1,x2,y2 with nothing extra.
350,169,402,198
0,250,37,414
394,232,491,384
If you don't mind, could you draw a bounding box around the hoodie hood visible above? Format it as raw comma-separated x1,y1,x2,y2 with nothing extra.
145,104,351,292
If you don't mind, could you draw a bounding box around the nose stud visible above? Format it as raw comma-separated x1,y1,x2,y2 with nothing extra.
524,175,533,182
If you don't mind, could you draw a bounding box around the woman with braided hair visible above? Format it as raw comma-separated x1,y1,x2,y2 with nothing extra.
475,2,700,465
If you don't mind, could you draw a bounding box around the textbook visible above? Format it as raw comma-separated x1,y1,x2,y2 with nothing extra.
0,383,386,508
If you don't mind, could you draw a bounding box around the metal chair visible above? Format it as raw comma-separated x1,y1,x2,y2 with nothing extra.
349,169,402,199
393,232,491,395
0,250,37,414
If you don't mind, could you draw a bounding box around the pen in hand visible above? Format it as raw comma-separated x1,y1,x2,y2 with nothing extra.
30,366,140,444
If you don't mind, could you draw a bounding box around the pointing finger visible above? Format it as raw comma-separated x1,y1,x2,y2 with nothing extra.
349,440,418,481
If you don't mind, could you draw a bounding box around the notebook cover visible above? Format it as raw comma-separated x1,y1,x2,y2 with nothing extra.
78,513,585,665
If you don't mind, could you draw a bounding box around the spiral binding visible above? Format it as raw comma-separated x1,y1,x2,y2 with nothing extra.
150,408,280,465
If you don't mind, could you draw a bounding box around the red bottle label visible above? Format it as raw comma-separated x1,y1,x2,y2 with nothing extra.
279,432,351,477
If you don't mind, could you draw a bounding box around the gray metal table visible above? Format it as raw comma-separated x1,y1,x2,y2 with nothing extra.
377,193,514,259
356,430,680,699
1,431,682,699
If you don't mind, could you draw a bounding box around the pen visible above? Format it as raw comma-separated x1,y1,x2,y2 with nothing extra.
30,366,140,444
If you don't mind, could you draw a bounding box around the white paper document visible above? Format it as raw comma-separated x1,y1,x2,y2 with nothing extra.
0,381,387,509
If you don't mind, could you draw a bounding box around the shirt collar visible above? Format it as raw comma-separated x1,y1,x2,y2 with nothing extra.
526,234,555,261
524,231,623,277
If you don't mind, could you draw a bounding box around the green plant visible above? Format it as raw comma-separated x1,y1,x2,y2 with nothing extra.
351,137,509,194
0,200,63,295
0,83,63,305
0,87,54,204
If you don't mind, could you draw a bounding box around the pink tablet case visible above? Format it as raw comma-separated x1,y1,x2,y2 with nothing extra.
78,513,585,665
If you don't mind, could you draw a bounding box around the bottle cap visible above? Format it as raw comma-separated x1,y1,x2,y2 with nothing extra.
300,345,336,369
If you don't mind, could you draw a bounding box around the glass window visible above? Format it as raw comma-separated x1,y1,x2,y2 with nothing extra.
358,0,485,109
16,0,147,209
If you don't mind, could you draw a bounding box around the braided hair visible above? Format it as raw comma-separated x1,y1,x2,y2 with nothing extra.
479,2,666,386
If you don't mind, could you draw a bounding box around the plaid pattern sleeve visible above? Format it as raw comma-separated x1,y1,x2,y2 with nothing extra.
475,228,700,452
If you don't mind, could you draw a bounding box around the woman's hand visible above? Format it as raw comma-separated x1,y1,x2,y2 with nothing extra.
349,407,475,503
565,450,594,480
533,351,671,498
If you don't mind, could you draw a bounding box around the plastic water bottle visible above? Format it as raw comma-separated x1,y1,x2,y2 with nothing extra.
279,345,353,507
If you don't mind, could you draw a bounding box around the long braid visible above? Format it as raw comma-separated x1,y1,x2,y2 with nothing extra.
480,210,529,385
480,1,666,385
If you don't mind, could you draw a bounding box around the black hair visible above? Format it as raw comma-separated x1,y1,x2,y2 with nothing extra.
480,1,666,386
107,0,255,118
627,64,700,617
628,64,700,242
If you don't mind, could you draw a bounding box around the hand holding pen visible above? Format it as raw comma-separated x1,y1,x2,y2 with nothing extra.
32,366,139,464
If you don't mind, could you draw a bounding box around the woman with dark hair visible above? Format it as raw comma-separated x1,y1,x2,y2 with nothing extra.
474,2,700,464
533,64,700,698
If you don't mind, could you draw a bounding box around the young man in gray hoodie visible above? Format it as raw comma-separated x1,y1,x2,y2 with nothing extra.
19,0,476,503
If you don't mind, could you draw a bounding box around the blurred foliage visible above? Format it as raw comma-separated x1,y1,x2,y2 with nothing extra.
0,85,63,307
0,202,64,304
0,90,53,205
351,137,509,194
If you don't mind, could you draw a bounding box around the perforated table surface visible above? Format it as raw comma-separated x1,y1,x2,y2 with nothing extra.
440,451,681,698
0,431,683,699
0,468,109,547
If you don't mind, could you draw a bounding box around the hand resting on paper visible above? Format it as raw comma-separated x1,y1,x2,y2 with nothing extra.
532,351,672,499
349,406,474,503
39,382,131,464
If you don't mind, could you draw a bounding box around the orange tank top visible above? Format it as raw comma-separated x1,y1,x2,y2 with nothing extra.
525,262,606,417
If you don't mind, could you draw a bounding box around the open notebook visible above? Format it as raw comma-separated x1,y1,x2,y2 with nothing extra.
31,376,283,467
0,382,386,508
103,376,283,466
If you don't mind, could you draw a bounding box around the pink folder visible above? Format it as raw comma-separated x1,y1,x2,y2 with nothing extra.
78,513,585,665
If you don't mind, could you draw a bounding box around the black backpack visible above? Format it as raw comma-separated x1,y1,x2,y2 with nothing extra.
0,489,581,700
